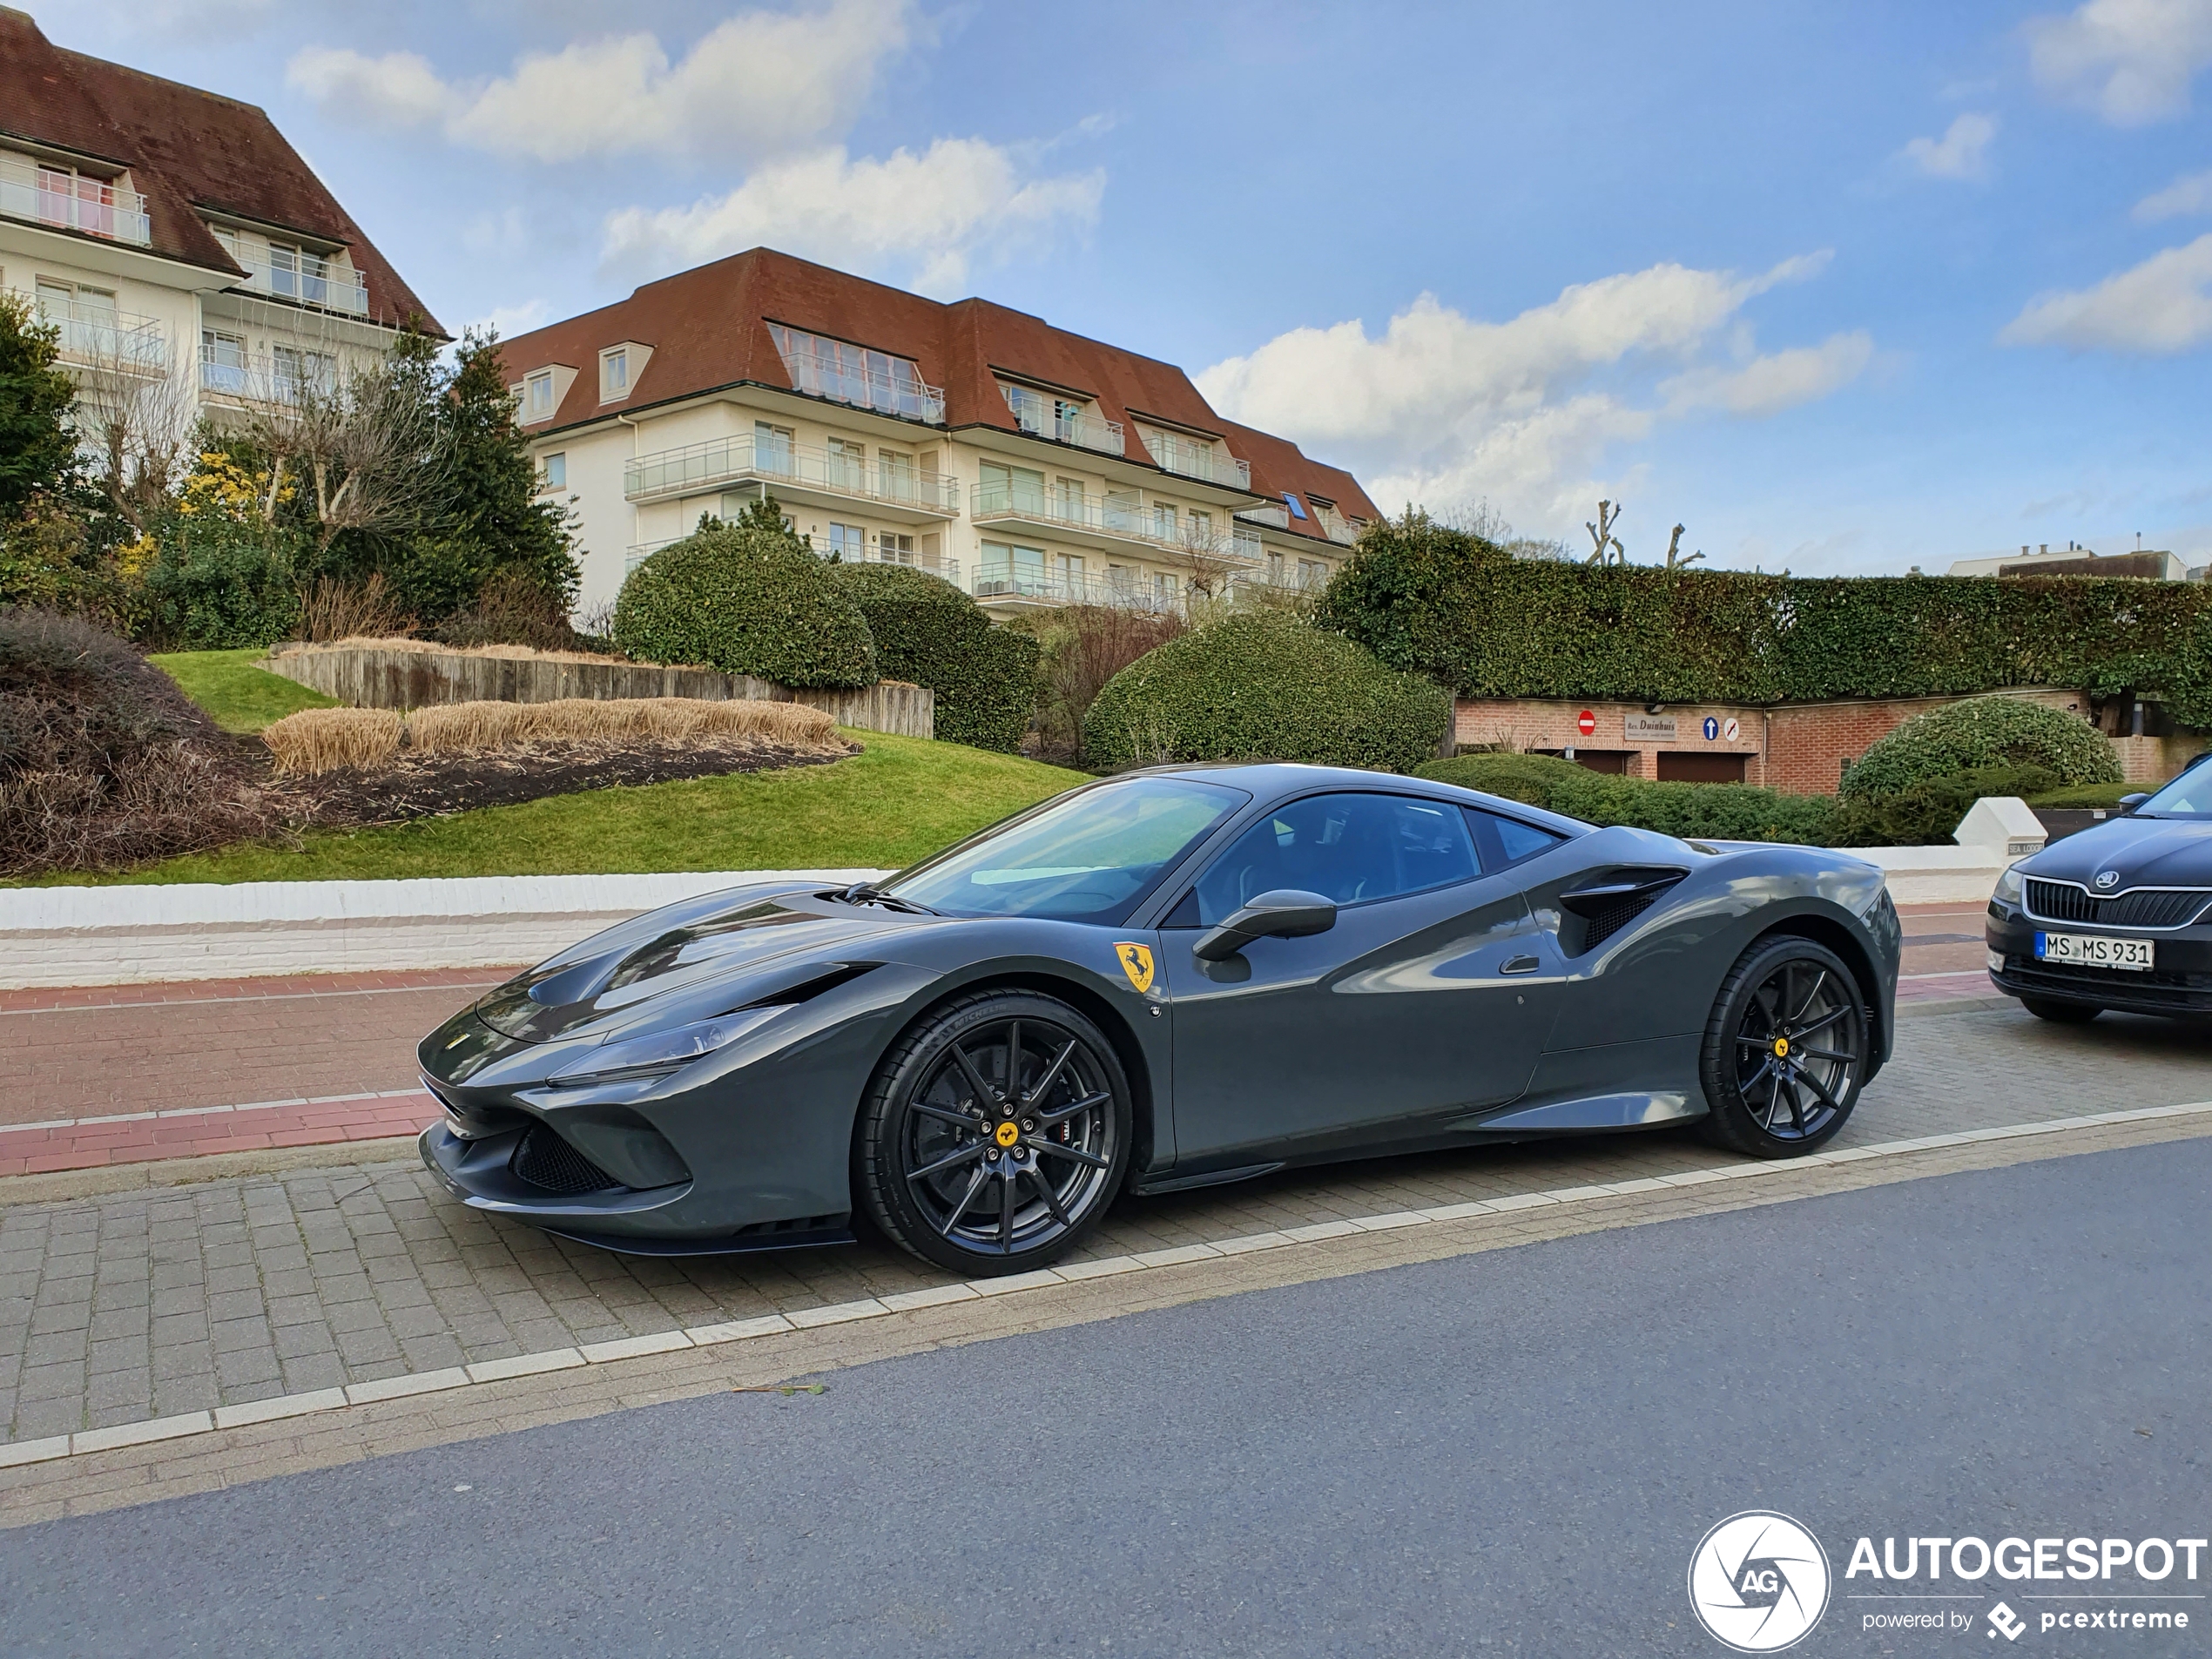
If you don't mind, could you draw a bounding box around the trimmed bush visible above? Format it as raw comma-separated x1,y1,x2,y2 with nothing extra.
139,516,300,651
611,521,874,690
1083,610,1450,774
825,563,1036,752
1825,765,2058,847
1840,695,2120,799
1417,752,1838,845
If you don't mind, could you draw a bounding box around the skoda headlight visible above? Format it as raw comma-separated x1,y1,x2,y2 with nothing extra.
1992,862,2026,907
550,1006,786,1086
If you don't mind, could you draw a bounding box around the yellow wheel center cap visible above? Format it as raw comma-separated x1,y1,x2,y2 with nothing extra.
994,1121,1021,1149
1772,1036,1791,1059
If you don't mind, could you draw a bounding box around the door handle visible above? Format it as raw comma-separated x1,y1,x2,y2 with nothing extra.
1500,954,1540,975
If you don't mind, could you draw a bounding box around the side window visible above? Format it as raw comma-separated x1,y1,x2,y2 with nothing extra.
1188,793,1479,925
1464,807,1566,872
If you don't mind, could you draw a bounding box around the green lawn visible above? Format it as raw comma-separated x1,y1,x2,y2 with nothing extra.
151,648,339,732
36,732,1086,885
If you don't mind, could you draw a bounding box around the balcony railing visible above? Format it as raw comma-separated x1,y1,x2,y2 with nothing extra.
41,304,166,374
0,158,151,246
1318,513,1362,546
970,482,1262,563
777,341,945,424
1143,435,1251,490
1001,384,1125,457
971,566,1187,615
624,435,960,514
233,252,370,317
198,351,341,405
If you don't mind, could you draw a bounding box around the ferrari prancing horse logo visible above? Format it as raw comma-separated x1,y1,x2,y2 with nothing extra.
1114,941,1155,994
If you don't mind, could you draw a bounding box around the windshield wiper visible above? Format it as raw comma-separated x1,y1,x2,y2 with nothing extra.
835,881,939,917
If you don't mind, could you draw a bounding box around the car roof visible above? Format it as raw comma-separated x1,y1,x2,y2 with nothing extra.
1123,762,1591,838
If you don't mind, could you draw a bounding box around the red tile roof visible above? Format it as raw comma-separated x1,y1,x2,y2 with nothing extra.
0,8,438,333
501,246,1374,544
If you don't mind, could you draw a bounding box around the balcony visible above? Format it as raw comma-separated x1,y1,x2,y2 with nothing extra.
775,336,945,424
233,250,369,317
1001,384,1125,457
970,481,1263,564
198,350,340,406
624,435,960,518
0,158,151,246
625,532,961,589
971,566,1188,616
1317,512,1363,546
1143,435,1251,490
42,304,166,375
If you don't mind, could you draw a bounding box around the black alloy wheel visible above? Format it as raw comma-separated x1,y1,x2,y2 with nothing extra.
856,990,1131,1274
1698,937,1868,1157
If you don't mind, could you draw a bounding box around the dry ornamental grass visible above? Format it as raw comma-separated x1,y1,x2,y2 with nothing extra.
262,698,841,773
261,708,404,775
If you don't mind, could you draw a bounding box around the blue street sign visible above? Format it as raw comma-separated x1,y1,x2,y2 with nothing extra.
1702,716,1720,741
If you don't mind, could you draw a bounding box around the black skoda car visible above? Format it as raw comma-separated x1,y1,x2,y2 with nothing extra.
1986,754,2212,1022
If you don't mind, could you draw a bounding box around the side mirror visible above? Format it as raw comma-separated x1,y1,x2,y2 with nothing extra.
2119,792,2151,813
1192,888,1337,962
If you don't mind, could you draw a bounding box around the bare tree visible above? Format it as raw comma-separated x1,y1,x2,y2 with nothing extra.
65,333,198,536
1661,523,1705,569
1584,499,1628,566
242,362,447,554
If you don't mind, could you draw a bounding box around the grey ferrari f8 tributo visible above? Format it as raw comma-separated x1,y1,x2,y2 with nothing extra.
419,764,1901,1274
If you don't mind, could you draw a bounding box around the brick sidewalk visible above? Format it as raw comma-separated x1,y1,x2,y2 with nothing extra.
1,998,2204,1450
0,1094,430,1178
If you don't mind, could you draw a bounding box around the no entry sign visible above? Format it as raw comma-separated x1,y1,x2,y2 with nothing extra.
1576,709,1596,738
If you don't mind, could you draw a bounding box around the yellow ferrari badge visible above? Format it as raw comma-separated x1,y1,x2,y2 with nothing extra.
994,1121,1021,1148
1114,941,1155,994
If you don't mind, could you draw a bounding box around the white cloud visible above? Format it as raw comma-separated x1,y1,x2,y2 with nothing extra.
1898,112,1997,180
2000,232,2212,350
600,138,1105,297
1662,333,1875,416
466,300,550,341
2134,166,2212,219
2026,0,2212,125
286,0,909,163
1195,255,1855,527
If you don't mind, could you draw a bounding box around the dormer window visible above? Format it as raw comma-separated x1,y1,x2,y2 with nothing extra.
600,347,629,401
526,369,556,421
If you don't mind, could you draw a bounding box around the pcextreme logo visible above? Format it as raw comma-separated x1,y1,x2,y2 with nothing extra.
1688,1511,1832,1652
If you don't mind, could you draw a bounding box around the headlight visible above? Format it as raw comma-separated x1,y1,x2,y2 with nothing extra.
1993,863,2025,907
549,1006,786,1086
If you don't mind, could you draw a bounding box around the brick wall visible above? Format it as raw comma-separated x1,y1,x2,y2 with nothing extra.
1453,688,2091,795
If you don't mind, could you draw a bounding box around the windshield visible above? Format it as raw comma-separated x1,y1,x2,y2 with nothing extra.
2136,761,2212,819
887,776,1248,923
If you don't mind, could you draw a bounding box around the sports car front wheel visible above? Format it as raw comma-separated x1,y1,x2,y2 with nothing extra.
856,991,1132,1275
1697,936,1867,1157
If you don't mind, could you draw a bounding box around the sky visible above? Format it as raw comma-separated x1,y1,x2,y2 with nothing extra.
30,0,2212,574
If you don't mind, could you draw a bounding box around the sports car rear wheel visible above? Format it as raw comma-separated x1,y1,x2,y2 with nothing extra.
856,991,1131,1275
1697,936,1866,1157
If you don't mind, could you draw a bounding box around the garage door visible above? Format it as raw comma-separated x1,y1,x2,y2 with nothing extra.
1656,752,1748,783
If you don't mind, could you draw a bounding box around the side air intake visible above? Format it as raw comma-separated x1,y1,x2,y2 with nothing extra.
1558,869,1688,954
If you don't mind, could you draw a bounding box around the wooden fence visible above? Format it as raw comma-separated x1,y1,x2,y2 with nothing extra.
263,646,934,740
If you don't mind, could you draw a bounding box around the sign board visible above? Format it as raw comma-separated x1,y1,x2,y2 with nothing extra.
1576,709,1597,738
1624,713,1677,741
1723,717,1740,742
1702,716,1720,742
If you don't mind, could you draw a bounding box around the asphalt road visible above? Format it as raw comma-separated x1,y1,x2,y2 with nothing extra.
5,1137,2209,1658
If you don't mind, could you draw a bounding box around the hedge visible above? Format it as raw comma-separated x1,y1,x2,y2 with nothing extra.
1318,518,2212,725
1839,694,2121,799
824,563,1036,752
611,522,874,690
1418,752,1837,844
1084,610,1450,773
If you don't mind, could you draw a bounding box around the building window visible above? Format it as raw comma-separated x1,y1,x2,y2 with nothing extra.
1298,558,1327,589
525,370,556,421
1187,508,1213,547
1154,572,1180,600
1266,551,1285,586
272,343,338,401
754,421,795,475
979,540,1044,596
1052,476,1085,523
826,437,867,492
538,452,566,492
825,523,867,561
1151,502,1178,542
600,347,630,401
875,531,915,564
768,324,937,421
877,450,917,502
201,328,248,395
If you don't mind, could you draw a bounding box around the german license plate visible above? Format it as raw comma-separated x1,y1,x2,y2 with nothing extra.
2035,932,2155,971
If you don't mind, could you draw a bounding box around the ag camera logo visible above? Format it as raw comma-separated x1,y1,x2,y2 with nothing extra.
1689,1511,1831,1652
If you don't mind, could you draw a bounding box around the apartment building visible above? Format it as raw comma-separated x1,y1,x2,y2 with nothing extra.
0,9,438,433
499,248,1375,620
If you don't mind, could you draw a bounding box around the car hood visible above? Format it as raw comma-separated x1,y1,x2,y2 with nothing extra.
471,881,923,1043
2023,815,2212,892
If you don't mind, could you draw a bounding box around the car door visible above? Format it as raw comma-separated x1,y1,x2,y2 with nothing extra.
1157,792,1568,1169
